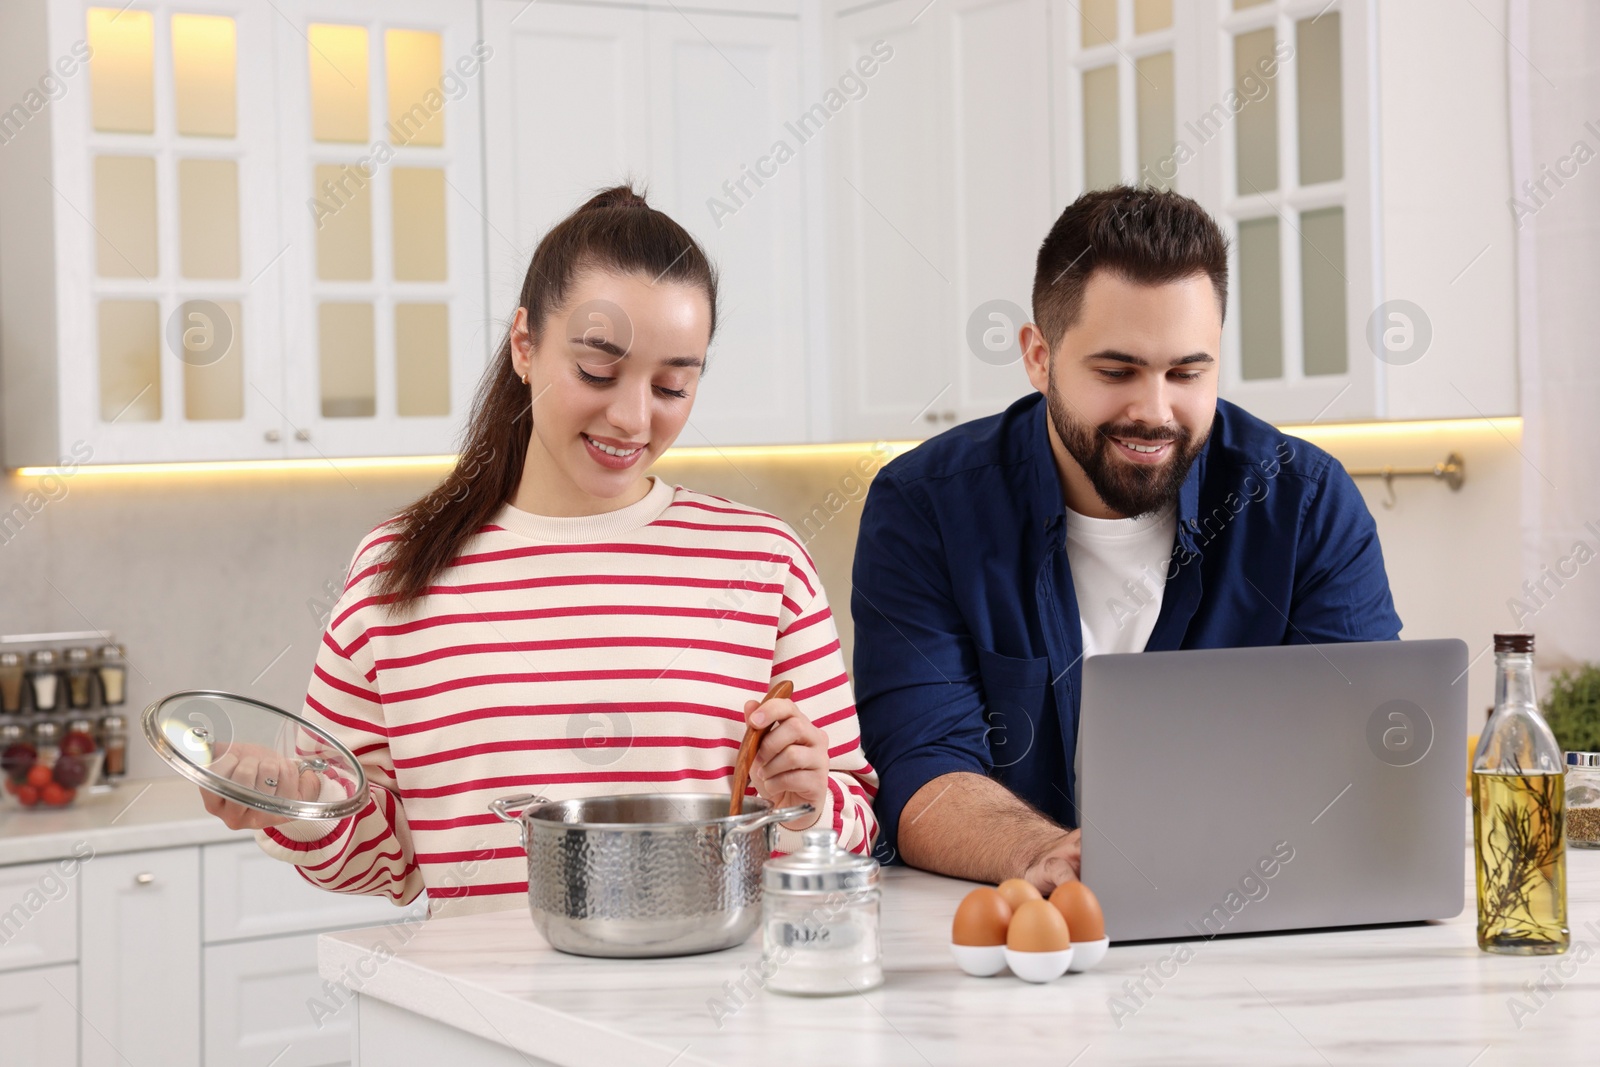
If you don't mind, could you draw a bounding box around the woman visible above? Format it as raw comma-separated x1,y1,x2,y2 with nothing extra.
202,187,878,914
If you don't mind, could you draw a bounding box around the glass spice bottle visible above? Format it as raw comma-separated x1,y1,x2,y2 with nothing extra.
97,644,127,706
1565,753,1600,850
33,719,62,764
1471,633,1569,955
64,647,95,710
0,652,24,714
27,649,60,713
100,714,128,781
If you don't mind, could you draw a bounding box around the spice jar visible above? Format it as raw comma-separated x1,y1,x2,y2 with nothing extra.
27,649,60,713
1567,752,1600,850
760,829,882,996
100,714,128,780
64,647,95,709
32,720,62,763
0,652,24,714
97,644,127,706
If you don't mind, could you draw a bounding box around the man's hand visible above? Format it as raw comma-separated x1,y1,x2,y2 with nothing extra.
1021,828,1081,895
897,772,1079,887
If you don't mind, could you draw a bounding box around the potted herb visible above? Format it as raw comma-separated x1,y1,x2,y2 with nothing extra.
1542,663,1600,755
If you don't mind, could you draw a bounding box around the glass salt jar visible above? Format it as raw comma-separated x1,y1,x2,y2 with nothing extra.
760,828,882,996
1566,752,1600,850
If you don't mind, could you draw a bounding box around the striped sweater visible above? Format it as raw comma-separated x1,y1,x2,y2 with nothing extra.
256,477,879,916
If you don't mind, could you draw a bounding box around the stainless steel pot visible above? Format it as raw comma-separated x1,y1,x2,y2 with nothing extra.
488,792,813,958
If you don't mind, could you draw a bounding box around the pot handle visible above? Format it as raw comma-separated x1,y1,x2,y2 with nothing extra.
488,793,550,849
724,802,815,836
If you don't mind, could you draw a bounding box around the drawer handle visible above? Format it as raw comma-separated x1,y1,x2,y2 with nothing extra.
134,872,155,886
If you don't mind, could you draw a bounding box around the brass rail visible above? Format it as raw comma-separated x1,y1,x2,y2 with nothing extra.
1345,452,1464,508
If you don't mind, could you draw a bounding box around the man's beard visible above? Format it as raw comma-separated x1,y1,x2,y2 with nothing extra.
1045,366,1207,519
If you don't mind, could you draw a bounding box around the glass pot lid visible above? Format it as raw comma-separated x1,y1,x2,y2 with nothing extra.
141,690,367,819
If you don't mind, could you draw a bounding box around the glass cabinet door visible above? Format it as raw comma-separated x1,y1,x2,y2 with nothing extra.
273,0,486,460
54,1,286,463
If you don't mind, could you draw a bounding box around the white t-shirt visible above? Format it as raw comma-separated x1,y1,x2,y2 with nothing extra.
1063,504,1179,659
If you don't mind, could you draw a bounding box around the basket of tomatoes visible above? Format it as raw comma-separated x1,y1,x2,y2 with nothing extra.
2,727,105,809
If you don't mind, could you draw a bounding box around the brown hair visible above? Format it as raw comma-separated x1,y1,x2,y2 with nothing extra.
372,184,719,608
1031,185,1229,347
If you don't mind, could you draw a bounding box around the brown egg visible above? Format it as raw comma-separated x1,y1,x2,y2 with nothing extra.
996,878,1042,912
1006,899,1072,952
1048,881,1106,942
952,887,1013,947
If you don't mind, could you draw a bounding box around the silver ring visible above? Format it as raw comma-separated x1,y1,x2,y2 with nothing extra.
263,777,277,788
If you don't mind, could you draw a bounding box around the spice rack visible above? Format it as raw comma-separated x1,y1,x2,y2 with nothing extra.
0,629,129,787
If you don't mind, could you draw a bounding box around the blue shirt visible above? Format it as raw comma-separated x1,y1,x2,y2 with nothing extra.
850,392,1402,859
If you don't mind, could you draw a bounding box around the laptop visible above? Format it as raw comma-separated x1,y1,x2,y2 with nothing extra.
1077,638,1469,942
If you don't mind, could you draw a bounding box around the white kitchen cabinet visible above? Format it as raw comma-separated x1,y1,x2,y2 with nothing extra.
0,964,81,1067
482,0,811,446
0,857,80,974
203,838,413,943
80,845,203,1067
0,0,487,469
827,0,1048,443
270,0,489,461
0,0,289,467
205,932,353,1067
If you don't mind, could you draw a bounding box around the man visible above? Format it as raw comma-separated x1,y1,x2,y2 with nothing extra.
851,186,1401,892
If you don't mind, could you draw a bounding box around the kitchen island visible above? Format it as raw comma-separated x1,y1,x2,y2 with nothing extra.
320,849,1599,1066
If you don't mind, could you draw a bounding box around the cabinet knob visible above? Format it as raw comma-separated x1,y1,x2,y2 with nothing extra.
264,429,281,443
295,429,311,442
134,872,155,886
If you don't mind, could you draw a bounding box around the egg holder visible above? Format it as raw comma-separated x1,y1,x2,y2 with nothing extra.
951,936,1111,983
950,881,1111,984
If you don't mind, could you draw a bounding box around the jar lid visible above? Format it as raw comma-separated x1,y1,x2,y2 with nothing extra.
28,649,58,667
65,647,91,664
141,690,368,819
102,714,126,729
763,828,879,894
1567,751,1600,768
99,645,125,663
0,652,21,668
33,721,61,739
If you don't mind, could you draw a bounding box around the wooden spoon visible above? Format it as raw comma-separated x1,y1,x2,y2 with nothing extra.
728,679,793,817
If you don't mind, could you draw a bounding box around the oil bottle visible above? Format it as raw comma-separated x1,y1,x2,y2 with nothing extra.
1471,632,1569,954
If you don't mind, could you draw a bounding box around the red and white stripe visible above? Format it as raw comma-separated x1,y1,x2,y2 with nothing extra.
256,479,879,916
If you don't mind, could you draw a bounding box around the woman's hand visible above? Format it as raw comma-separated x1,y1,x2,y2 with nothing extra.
199,743,323,831
745,696,828,831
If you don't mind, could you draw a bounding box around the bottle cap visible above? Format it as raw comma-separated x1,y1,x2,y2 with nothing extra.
0,652,21,669
1493,633,1534,654
65,647,92,664
28,648,58,667
1567,751,1600,768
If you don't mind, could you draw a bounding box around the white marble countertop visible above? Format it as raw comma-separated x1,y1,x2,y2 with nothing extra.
0,775,239,866
319,843,1600,1066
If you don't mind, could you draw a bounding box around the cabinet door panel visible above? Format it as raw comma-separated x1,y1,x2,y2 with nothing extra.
274,0,487,459
646,10,809,446
830,2,955,441
205,933,355,1067
0,856,81,974
946,0,1052,422
0,964,79,1067
203,840,425,943
81,846,201,1067
43,0,287,464
482,1,652,329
